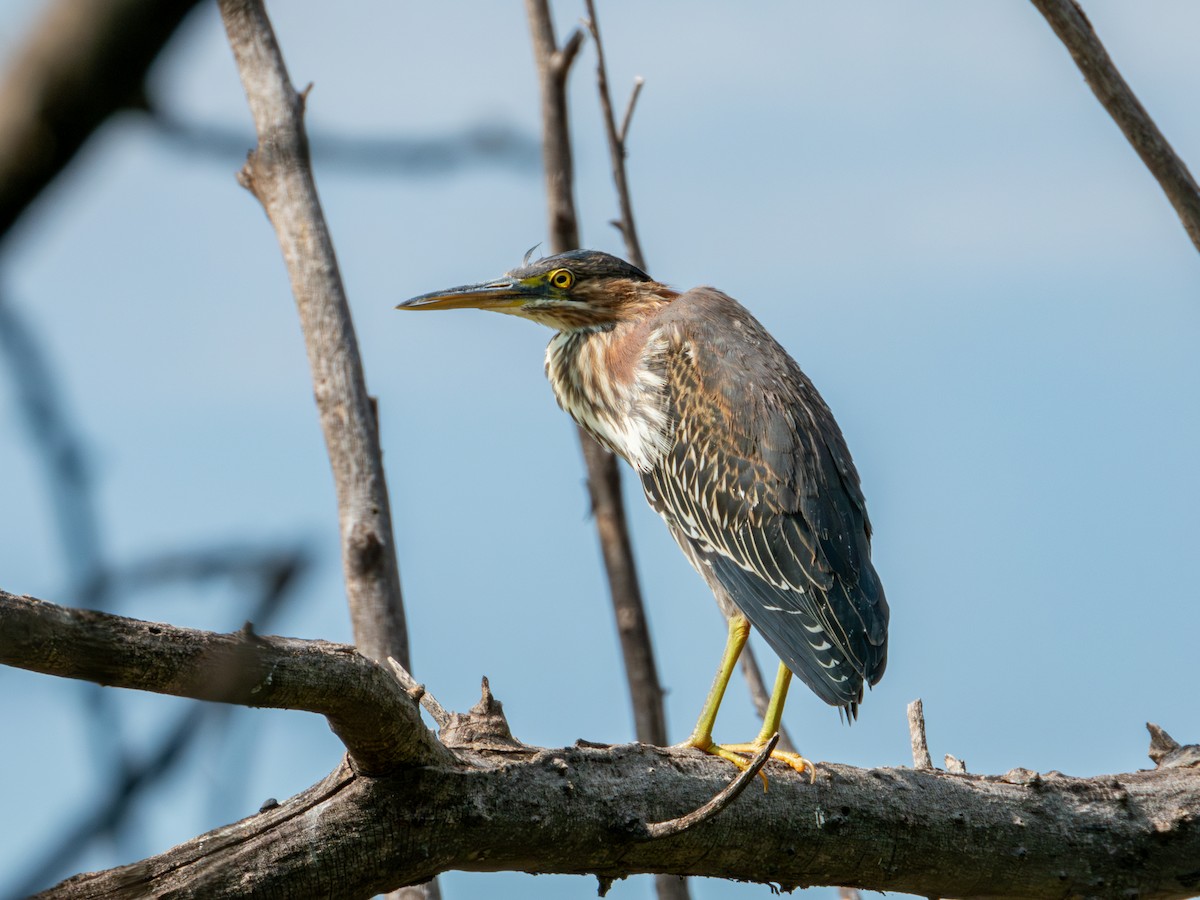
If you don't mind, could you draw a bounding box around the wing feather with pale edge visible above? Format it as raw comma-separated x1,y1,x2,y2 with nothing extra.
640,288,888,713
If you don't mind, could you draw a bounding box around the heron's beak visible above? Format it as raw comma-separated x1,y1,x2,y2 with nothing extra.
396,277,539,312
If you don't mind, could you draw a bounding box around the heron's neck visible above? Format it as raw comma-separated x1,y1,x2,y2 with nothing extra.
544,321,672,472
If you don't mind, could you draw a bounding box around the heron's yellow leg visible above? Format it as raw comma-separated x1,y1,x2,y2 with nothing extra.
685,614,750,752
722,662,815,782
683,621,815,784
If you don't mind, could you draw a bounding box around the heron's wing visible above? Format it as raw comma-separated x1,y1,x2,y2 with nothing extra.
641,288,888,712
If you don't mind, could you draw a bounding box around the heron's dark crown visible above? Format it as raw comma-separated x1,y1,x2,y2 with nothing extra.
510,249,652,284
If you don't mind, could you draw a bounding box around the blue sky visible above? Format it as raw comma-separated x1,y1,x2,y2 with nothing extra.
1,2,1198,898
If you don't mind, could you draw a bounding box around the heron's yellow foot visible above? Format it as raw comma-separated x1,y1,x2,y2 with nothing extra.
685,735,815,788
722,740,815,784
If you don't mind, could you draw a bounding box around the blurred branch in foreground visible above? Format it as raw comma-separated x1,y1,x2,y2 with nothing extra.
6,544,310,899
0,0,203,243
148,108,540,177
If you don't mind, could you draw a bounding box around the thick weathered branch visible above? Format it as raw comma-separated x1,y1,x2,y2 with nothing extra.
0,591,453,773
0,0,202,243
33,733,1200,899
1030,0,1200,254
8,592,1200,898
218,0,410,668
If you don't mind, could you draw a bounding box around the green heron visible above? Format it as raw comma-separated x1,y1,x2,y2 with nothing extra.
398,249,888,777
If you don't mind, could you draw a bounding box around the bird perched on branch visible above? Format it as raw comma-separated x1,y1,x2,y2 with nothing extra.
398,249,888,778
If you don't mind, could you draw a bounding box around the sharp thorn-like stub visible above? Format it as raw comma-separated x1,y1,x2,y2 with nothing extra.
1147,722,1200,769
437,676,525,752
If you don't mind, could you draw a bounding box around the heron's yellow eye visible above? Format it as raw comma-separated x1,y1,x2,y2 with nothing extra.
548,268,575,290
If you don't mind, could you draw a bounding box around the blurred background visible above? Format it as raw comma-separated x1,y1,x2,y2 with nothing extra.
0,1,1197,897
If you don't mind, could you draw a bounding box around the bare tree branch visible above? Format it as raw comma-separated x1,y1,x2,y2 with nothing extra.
220,7,452,896
1029,0,1200,254
26,704,1200,899
0,0,203,243
583,0,646,270
217,0,410,670
0,591,452,773
6,592,1200,898
148,108,541,176
526,0,582,251
525,0,670,757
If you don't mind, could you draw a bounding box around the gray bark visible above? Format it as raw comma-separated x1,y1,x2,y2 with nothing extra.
1030,0,1200,254
4,591,1198,900
219,0,411,669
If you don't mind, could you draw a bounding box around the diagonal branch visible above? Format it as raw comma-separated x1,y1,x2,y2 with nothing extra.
1029,0,1200,254
217,0,411,668
0,591,453,773
8,593,1200,898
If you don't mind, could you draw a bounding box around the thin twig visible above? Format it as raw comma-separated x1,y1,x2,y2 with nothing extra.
618,77,644,146
907,698,934,770
645,734,778,839
218,0,411,670
388,657,451,729
583,0,645,269
1029,0,1200,254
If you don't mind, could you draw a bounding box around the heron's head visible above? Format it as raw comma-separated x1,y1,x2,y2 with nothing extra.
397,249,673,331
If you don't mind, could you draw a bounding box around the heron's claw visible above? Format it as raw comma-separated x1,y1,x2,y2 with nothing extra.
684,736,815,788
722,740,815,783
